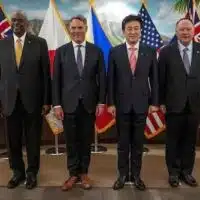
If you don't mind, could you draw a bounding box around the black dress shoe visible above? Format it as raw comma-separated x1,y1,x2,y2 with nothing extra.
168,175,180,187
7,173,25,189
180,174,198,187
113,176,126,190
133,177,146,191
25,173,37,189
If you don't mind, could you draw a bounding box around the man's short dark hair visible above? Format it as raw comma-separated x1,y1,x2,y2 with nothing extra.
122,15,143,31
69,15,87,25
176,17,194,27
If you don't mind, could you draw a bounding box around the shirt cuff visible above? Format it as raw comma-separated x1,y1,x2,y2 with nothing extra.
54,105,62,108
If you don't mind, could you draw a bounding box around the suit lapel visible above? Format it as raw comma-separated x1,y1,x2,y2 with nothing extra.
134,43,145,75
8,36,18,69
67,42,80,75
68,42,76,64
18,34,32,69
172,41,199,76
84,42,89,69
189,42,200,76
172,42,189,75
121,42,145,75
121,43,132,74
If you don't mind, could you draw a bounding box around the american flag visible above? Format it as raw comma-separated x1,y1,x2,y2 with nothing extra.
138,3,166,139
138,4,163,49
0,5,12,39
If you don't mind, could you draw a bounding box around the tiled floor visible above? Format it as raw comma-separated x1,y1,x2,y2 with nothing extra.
0,187,200,200
0,145,200,199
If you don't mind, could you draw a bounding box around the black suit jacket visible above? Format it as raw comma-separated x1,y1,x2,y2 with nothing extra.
107,43,158,113
52,41,106,113
0,33,51,116
158,41,200,113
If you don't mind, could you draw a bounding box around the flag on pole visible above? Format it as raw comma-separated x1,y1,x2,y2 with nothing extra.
39,0,70,76
138,3,166,139
87,0,112,70
87,0,115,133
39,0,70,135
187,0,200,42
0,4,12,39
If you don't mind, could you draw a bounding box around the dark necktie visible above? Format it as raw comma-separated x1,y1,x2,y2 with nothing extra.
183,47,190,74
77,45,83,75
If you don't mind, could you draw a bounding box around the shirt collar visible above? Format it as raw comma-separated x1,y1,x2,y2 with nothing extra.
13,32,26,44
126,41,140,50
178,40,193,52
72,40,86,48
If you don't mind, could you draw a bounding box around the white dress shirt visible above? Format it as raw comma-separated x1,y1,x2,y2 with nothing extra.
13,32,27,49
126,41,140,60
178,40,193,66
72,40,86,67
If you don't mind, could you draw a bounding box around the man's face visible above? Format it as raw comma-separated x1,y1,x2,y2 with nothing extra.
69,19,87,44
123,20,141,45
11,12,28,37
176,19,194,46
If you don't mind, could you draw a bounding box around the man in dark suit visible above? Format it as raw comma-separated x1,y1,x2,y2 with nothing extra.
52,15,106,191
107,15,159,191
158,18,199,187
0,11,51,189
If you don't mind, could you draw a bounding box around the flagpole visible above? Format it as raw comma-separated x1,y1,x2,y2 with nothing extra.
91,129,107,154
45,134,66,155
140,0,150,154
88,0,108,153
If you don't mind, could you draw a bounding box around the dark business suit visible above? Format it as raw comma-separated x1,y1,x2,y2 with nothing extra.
52,41,106,176
107,42,158,178
158,41,200,176
0,33,51,175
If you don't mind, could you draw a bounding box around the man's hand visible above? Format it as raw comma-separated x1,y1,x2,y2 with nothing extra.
107,105,116,117
160,105,166,114
148,105,159,113
42,105,51,115
96,104,105,116
54,106,64,120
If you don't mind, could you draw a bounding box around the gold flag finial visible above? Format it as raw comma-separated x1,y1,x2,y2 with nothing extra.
89,0,95,6
141,0,147,7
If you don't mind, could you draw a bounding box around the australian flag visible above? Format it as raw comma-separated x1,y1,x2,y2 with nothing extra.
138,3,164,50
0,5,12,39
187,0,200,42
